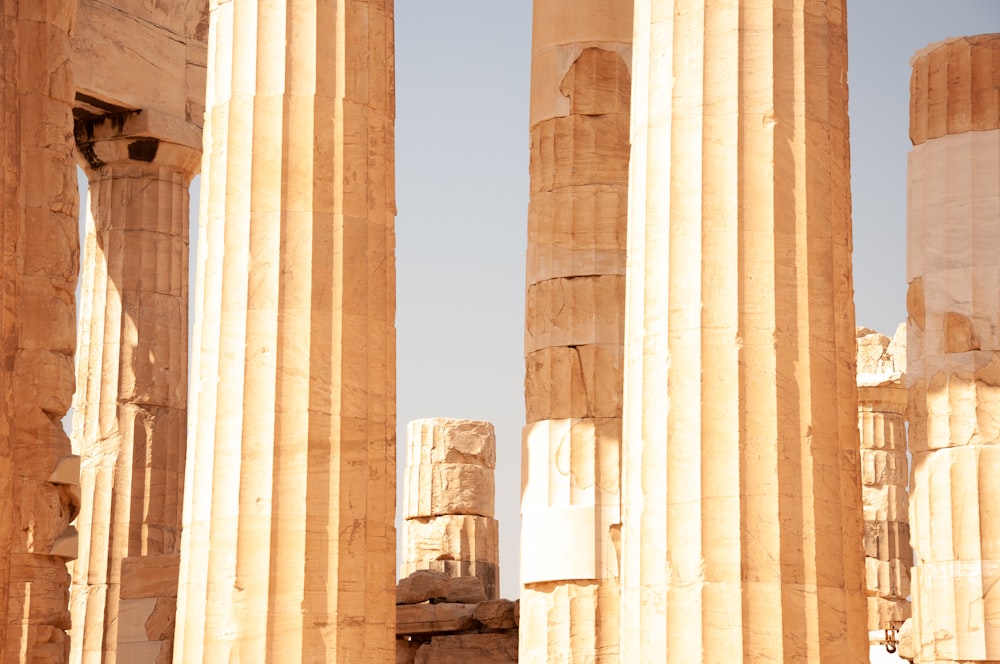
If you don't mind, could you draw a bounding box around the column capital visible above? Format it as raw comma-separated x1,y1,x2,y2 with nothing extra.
74,108,201,180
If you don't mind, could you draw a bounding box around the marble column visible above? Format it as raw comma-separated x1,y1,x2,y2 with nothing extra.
856,327,911,634
69,112,199,664
0,1,81,661
620,1,868,661
520,1,632,662
401,419,499,599
173,1,396,662
906,34,1000,664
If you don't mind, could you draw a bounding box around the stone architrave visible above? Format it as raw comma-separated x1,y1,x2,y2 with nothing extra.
521,1,632,661
173,1,397,662
906,34,1000,664
401,419,500,600
856,326,912,632
0,1,81,661
620,1,868,661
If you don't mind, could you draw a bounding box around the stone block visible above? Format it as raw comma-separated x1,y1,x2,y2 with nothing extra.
395,603,478,636
396,638,420,664
396,570,487,606
399,560,499,603
526,187,626,283
524,344,622,421
861,449,908,486
524,275,624,353
402,514,498,567
397,570,451,605
119,554,179,600
407,419,495,468
473,600,516,630
414,632,518,664
910,35,1000,146
529,114,629,195
117,598,157,643
403,463,495,519
445,576,487,605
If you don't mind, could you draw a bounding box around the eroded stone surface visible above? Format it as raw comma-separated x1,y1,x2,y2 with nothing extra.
402,420,500,599
907,33,1000,663
173,2,397,661
857,326,912,632
521,3,632,662
620,2,867,661
0,3,81,661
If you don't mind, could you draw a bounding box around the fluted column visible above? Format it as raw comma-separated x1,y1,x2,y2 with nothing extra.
856,327,911,634
0,1,81,661
906,34,1000,664
69,113,199,664
401,419,499,599
173,1,396,661
620,1,867,661
520,1,631,662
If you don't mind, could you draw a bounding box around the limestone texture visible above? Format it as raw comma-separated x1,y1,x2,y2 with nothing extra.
394,570,518,664
907,34,1000,664
620,1,868,661
402,419,500,599
521,1,632,661
67,4,206,661
172,1,397,661
0,2,81,661
857,326,912,631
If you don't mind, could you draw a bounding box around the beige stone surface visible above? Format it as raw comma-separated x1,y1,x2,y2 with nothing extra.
414,632,518,664
620,1,867,661
857,327,912,632
397,569,451,605
396,603,478,635
173,1,397,661
474,599,517,630
67,3,207,661
404,419,496,518
910,34,1000,147
907,34,1000,664
402,420,500,599
396,570,486,606
72,0,207,154
396,638,420,664
70,136,196,664
401,514,498,570
0,2,81,661
521,2,631,662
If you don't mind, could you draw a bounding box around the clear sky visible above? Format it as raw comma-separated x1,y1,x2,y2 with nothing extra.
392,1,1000,600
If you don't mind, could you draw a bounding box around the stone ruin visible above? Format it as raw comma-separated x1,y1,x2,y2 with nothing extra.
0,1,998,663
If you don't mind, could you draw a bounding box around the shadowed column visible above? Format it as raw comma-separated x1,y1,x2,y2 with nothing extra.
70,114,199,664
520,1,632,662
620,1,868,660
0,1,81,661
856,326,911,636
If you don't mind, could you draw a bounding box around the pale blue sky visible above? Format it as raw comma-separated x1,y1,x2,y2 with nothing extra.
73,1,1000,604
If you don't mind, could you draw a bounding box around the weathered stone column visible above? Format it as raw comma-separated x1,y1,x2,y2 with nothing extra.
521,1,631,661
0,1,81,661
906,34,1000,664
620,1,868,661
856,326,911,634
401,419,499,599
69,112,199,664
173,1,396,662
